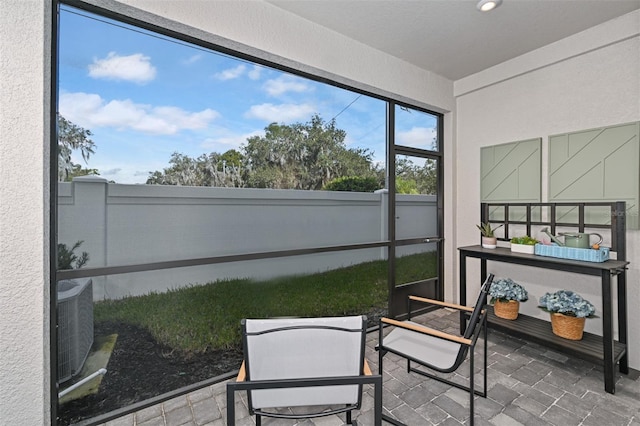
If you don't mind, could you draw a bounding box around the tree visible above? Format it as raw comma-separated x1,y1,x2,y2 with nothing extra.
146,151,244,187
395,157,437,195
58,114,96,181
219,149,243,169
243,114,380,190
395,177,419,194
64,164,100,181
148,114,382,190
323,176,382,192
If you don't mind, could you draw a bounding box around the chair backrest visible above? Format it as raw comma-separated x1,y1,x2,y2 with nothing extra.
242,315,366,410
463,273,494,339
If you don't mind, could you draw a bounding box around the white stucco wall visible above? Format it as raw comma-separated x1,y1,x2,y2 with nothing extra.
0,1,52,425
455,10,640,369
1,0,455,423
58,179,437,300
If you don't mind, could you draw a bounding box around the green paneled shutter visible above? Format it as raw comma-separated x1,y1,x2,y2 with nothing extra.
481,138,542,202
549,122,639,229
481,138,542,221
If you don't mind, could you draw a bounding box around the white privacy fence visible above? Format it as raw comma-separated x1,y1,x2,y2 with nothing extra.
58,176,437,300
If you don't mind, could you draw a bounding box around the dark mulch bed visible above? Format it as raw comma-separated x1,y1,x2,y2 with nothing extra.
56,321,244,425
57,311,386,425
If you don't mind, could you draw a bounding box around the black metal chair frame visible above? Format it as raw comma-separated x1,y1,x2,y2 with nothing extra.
226,316,383,425
377,274,494,426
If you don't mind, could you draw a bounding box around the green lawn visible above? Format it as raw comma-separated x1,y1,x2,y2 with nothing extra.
94,251,437,353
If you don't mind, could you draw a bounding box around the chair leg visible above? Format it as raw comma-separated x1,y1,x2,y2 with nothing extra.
483,319,488,397
255,414,261,426
347,409,352,424
470,350,474,426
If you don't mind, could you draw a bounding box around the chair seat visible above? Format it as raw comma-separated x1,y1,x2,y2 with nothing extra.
382,321,461,371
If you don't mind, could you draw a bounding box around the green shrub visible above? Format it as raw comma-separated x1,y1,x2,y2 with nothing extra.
395,177,419,194
323,176,381,192
57,240,89,270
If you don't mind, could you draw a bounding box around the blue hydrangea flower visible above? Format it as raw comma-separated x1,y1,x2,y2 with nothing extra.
538,290,596,318
489,278,528,303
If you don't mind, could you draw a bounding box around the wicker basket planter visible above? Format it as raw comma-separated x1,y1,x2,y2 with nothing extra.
550,313,586,340
494,300,520,320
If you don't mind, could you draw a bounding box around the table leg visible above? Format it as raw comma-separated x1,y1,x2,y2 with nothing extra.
460,252,467,335
601,270,615,394
617,270,629,374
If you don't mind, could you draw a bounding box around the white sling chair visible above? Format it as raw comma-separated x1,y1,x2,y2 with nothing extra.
226,315,382,425
378,274,494,426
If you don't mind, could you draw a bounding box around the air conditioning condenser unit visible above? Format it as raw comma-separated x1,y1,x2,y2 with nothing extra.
57,278,94,383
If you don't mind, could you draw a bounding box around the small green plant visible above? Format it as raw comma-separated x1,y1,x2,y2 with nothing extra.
476,222,502,237
57,240,89,270
510,236,538,245
489,278,528,303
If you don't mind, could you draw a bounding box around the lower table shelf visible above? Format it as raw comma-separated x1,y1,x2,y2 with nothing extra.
486,307,627,365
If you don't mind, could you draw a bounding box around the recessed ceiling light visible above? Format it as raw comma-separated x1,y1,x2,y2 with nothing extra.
477,0,502,12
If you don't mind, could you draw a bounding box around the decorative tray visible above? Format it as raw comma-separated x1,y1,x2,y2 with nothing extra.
534,243,609,263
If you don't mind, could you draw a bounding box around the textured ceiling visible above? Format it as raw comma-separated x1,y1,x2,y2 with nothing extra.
267,0,640,81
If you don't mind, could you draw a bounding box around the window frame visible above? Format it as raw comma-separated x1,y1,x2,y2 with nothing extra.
51,1,444,423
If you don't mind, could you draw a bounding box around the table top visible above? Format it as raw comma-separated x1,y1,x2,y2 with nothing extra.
458,245,629,273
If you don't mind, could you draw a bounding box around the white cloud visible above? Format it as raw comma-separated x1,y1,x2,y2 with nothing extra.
100,168,122,176
89,159,173,184
248,65,262,81
59,92,219,135
88,52,156,84
213,64,263,81
92,164,146,184
396,127,437,149
184,54,202,65
214,64,246,81
263,75,310,96
245,103,315,123
201,129,264,151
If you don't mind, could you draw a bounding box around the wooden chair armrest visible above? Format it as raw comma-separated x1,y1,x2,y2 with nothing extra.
236,361,246,382
409,295,474,312
381,317,472,346
363,359,372,376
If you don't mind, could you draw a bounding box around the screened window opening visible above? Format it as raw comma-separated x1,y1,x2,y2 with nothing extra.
54,4,443,424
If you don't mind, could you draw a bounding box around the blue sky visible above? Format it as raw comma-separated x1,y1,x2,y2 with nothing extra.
59,6,437,184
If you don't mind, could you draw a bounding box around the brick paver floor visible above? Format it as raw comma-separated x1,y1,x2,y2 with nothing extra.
99,309,640,426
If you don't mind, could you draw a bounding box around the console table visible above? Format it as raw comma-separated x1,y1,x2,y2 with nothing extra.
460,201,630,394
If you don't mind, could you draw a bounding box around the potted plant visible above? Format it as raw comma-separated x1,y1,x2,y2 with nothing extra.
538,290,596,340
477,222,502,249
510,236,538,254
489,278,528,320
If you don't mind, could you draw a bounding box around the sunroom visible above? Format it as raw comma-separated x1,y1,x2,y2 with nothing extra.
1,1,639,425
